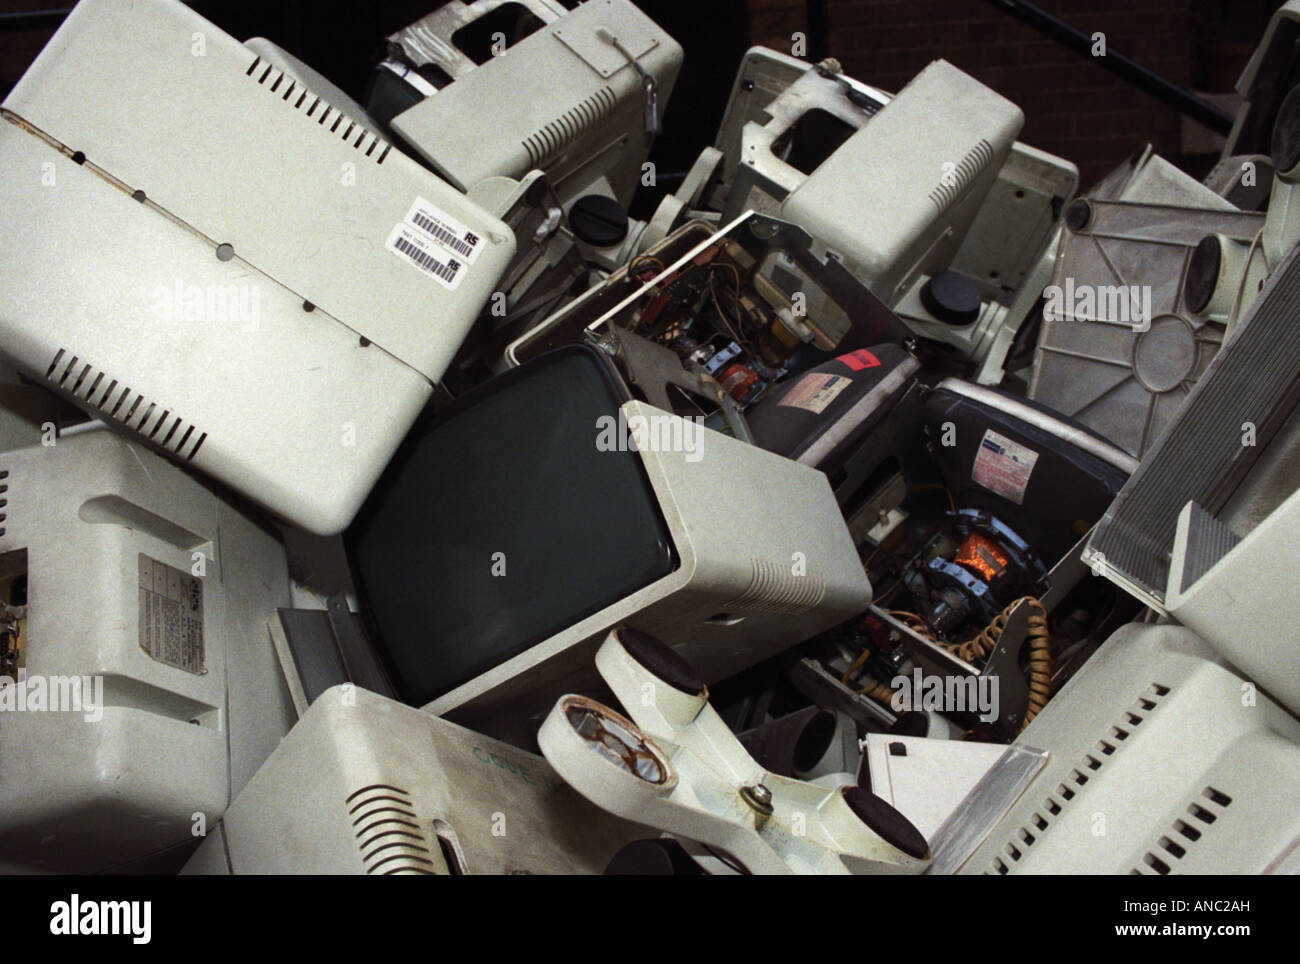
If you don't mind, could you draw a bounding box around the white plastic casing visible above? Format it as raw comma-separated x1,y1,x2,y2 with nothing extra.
0,427,294,872
781,60,1023,304
0,0,515,534
430,401,872,738
182,684,645,875
960,623,1300,875
391,0,682,205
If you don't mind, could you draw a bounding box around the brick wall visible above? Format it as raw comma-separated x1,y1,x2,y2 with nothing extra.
0,1,58,99
0,0,1270,191
748,0,1269,189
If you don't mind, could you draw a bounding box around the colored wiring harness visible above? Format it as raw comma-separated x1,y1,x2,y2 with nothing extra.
845,599,1053,730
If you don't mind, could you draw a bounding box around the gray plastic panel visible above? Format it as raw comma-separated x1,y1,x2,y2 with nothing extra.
1086,241,1300,605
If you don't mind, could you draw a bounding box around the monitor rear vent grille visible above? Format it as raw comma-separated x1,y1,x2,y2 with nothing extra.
1130,786,1233,875
986,681,1171,875
245,55,392,165
929,138,994,212
726,558,825,614
522,86,617,168
346,784,437,875
45,348,207,461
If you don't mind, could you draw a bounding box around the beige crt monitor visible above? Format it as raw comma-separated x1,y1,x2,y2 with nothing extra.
183,684,647,875
0,0,515,535
959,623,1300,875
388,0,682,206
780,59,1023,307
0,426,295,873
430,401,872,740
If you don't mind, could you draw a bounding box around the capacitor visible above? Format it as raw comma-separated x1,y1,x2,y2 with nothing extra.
717,362,760,402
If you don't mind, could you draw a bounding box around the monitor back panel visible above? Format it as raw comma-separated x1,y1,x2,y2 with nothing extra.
0,428,293,872
0,0,515,534
391,0,682,203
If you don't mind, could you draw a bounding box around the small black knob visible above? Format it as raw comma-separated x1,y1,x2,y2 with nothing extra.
1065,198,1093,232
569,194,629,248
921,271,982,326
1185,235,1222,315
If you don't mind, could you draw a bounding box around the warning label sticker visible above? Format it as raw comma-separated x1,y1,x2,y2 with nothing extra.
386,196,482,290
972,429,1039,505
138,554,205,675
778,372,852,414
837,349,881,371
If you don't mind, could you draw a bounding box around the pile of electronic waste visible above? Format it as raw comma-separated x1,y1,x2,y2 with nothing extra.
0,0,1297,876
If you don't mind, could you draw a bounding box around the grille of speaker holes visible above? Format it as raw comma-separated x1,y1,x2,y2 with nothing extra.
1132,786,1234,875
46,349,207,461
346,784,438,874
245,56,392,164
928,138,994,212
522,86,617,168
724,558,826,615
987,682,1172,875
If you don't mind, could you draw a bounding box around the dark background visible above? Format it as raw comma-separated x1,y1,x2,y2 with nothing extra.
0,1,1285,189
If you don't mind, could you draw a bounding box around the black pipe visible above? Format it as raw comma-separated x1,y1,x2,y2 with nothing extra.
0,8,71,31
980,0,1234,135
806,0,830,63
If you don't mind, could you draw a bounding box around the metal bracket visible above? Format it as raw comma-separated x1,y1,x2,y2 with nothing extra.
982,598,1034,738
269,594,394,716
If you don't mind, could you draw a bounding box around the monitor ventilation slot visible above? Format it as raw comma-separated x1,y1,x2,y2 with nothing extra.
45,348,207,461
0,469,8,539
928,138,994,212
245,56,392,165
986,681,1171,875
522,86,617,168
346,784,437,875
1130,786,1233,876
725,559,825,615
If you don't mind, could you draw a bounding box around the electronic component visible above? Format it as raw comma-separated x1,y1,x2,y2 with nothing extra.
923,510,1046,636
508,213,907,443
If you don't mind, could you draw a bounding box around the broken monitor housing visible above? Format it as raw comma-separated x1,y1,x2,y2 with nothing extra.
501,210,1140,744
712,48,1079,386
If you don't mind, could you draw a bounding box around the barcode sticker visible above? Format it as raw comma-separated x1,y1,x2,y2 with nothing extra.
405,197,482,263
386,196,483,289
386,224,464,290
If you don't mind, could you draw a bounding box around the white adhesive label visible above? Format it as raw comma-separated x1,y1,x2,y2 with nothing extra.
972,429,1039,505
386,196,483,290
138,554,205,674
778,372,852,414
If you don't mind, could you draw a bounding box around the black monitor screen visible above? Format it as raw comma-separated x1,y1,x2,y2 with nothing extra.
347,346,678,705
